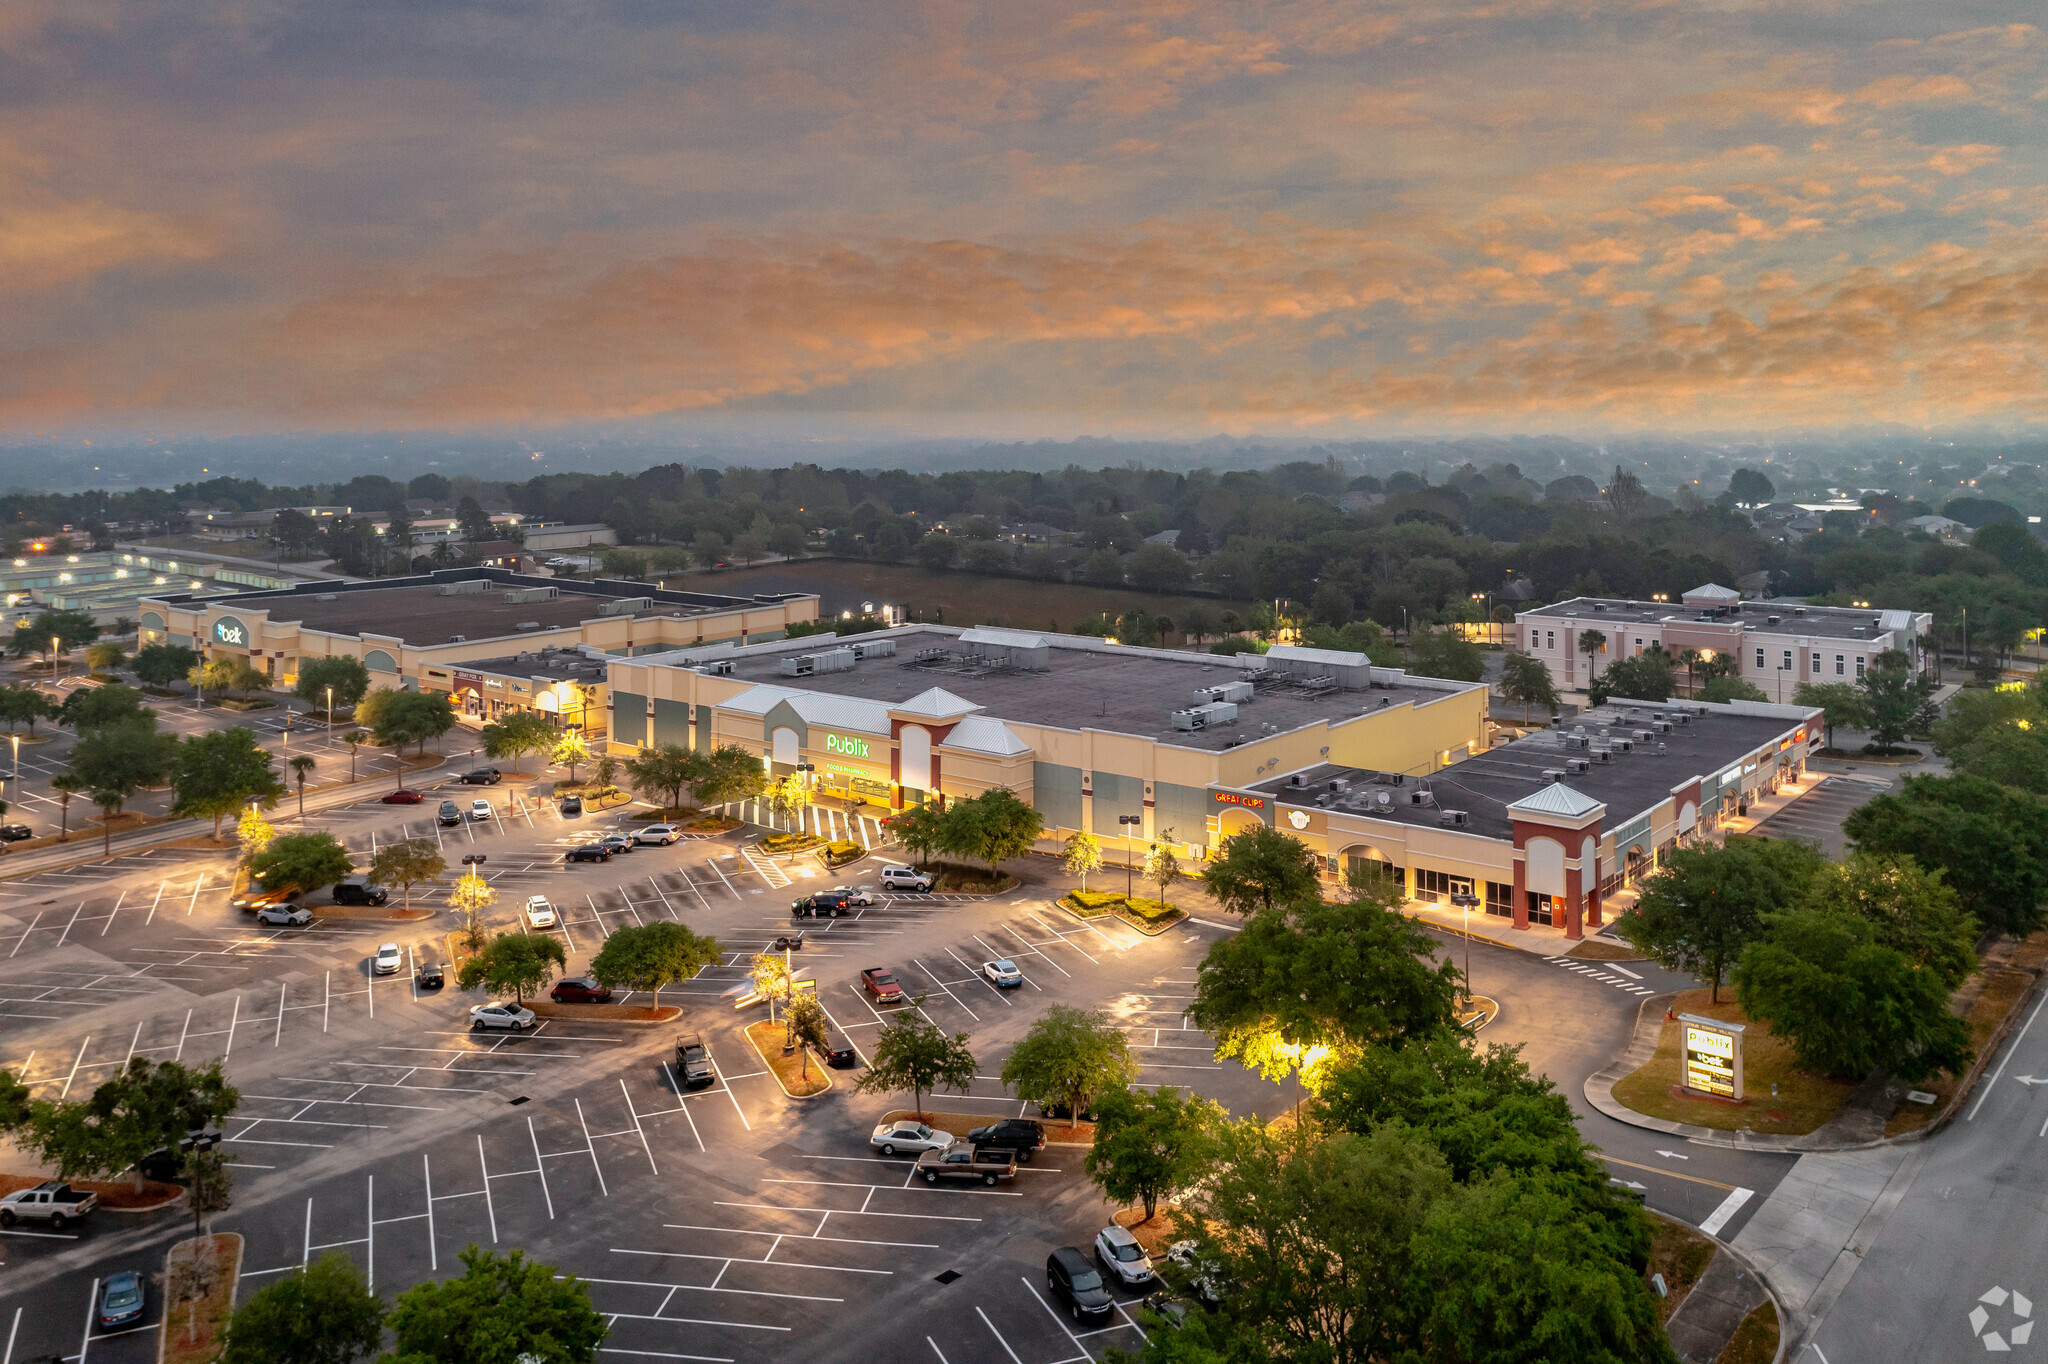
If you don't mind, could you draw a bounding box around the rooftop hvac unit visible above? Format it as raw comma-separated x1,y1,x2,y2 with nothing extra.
437,580,489,596
1634,729,1652,742
314,593,337,601
1195,680,1254,705
780,655,817,678
1197,701,1238,725
1654,720,1672,733
1543,768,1566,783
1594,749,1612,763
1676,712,1692,724
1316,793,1334,807
1377,696,1392,708
851,639,897,659
598,596,653,616
1170,709,1206,731
1615,738,1633,752
447,634,466,643
514,621,542,631
696,660,735,677
1328,777,1350,792
1408,788,1435,806
504,586,559,604
1568,758,1591,775
1438,810,1469,827
1288,773,1309,787
812,647,857,674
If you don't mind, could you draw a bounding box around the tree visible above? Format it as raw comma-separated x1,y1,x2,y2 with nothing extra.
1406,628,1485,682
1844,775,2048,938
1728,467,1776,506
1061,831,1103,892
1862,648,1929,752
622,743,697,814
356,688,456,755
1144,838,1184,905
764,772,812,829
1127,543,1192,593
786,992,831,1078
1084,1085,1222,1222
1699,675,1768,703
172,726,287,838
0,684,55,732
1586,649,1675,705
19,1057,238,1186
1083,546,1124,586
1576,628,1607,684
1804,853,1977,989
384,1245,607,1364
939,787,1043,870
191,657,270,699
690,743,764,807
589,921,721,1007
748,950,795,1024
1000,1004,1137,1130
453,495,496,543
133,642,200,689
887,801,946,867
1736,905,1973,1082
9,608,99,658
1613,836,1824,1001
59,683,148,729
1498,651,1560,722
1201,825,1322,916
550,730,590,783
247,832,353,896
458,931,566,1004
854,1014,977,1120
1793,680,1867,751
66,716,178,828
1951,721,2048,794
367,838,445,911
292,655,371,713
238,804,277,867
480,710,556,775
343,729,370,782
49,772,84,840
447,871,498,952
84,642,125,674
288,755,315,819
1189,886,1462,1087
223,1252,385,1364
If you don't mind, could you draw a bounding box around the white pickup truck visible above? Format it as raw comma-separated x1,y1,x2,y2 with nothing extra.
0,1180,97,1228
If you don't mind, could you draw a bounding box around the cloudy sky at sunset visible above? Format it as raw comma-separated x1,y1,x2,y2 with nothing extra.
5,0,2048,436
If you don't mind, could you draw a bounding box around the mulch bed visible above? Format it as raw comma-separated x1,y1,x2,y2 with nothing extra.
0,1172,183,1211
882,1107,1095,1145
162,1233,242,1364
746,1020,831,1096
314,904,434,921
528,1001,682,1023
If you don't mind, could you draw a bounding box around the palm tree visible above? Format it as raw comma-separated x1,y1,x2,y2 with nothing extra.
289,755,316,820
344,731,369,782
50,772,84,842
93,788,122,856
1678,649,1703,698
1578,629,1607,688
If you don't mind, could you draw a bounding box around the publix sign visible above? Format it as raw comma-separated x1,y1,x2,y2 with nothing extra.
823,733,872,758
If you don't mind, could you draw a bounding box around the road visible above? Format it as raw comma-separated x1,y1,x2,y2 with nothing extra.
0,768,1799,1364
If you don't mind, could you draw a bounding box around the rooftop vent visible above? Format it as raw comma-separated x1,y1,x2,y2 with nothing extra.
514,621,542,631
1288,773,1309,788
447,634,466,643
314,593,337,601
1794,606,1807,615
1766,614,1780,625
1655,742,1668,755
1544,769,1567,784
504,586,559,604
1594,749,1612,763
1376,791,1393,808
437,580,489,596
598,596,652,617
1408,788,1435,807
1438,810,1470,827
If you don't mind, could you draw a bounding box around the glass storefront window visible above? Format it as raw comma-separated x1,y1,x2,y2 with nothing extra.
1526,892,1555,926
1485,881,1513,917
1414,868,1472,905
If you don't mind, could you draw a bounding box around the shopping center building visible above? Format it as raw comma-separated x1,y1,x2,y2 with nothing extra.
604,628,1491,861
140,568,818,709
1219,696,1823,939
1514,583,1934,700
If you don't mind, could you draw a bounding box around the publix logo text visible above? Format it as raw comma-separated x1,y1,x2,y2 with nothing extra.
824,733,871,758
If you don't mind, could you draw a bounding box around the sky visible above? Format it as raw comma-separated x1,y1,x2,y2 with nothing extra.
5,0,2048,438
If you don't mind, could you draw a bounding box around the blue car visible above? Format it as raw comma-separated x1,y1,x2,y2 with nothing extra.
99,1270,145,1330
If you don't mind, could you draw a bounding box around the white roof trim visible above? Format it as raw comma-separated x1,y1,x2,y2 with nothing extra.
940,715,1031,756
959,627,1048,649
892,686,983,719
1506,783,1605,818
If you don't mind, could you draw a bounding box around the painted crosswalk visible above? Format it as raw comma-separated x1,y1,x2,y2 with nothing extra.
1542,955,1658,996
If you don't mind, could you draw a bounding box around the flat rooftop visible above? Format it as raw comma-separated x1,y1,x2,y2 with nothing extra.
707,627,1462,750
1250,701,1803,840
1519,596,1913,642
456,649,610,685
157,568,811,646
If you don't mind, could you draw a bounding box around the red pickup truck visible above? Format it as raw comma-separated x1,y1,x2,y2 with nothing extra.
861,967,905,1004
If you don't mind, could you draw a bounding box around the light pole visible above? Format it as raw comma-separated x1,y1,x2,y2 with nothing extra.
1119,814,1142,897
1449,891,1479,1007
326,685,334,734
49,635,58,678
7,733,16,814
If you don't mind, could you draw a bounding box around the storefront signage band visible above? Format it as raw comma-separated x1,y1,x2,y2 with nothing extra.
1214,791,1265,810
824,732,871,758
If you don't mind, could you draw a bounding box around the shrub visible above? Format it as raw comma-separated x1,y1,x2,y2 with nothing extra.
1124,896,1180,921
1066,890,1126,911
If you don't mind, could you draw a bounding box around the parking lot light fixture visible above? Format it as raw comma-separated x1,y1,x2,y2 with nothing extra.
1449,891,1481,1006
1118,814,1143,897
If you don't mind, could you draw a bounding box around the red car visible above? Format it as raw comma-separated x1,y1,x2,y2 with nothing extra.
382,789,425,804
861,967,905,1004
550,977,614,1004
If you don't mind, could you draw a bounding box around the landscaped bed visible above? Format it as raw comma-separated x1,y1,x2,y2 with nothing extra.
1645,1214,1718,1328
314,904,433,921
1061,890,1186,934
161,1232,242,1364
0,1173,182,1211
1112,1205,1191,1256
881,1107,1095,1144
1720,1301,1781,1364
1886,927,2048,1136
745,1019,830,1096
528,1000,682,1023
1610,988,1858,1135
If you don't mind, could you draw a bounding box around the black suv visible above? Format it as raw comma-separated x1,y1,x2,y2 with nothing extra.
332,876,389,906
968,1118,1045,1163
1046,1247,1114,1324
460,768,502,785
791,894,851,919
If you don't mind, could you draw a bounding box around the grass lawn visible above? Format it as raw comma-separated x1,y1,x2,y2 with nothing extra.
1887,928,2048,1136
745,1020,830,1097
699,560,1235,640
1567,938,1643,961
1610,988,1858,1135
161,1233,242,1364
1645,1216,1717,1328
1720,1301,1781,1364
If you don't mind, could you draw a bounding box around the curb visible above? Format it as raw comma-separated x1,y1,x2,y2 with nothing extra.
1649,1209,1789,1364
746,1022,833,1099
158,1231,243,1364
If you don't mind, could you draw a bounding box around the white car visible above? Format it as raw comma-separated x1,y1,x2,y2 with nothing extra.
470,1002,536,1032
524,896,558,928
982,958,1023,988
1165,1240,1224,1303
870,1120,953,1157
255,905,313,927
832,885,878,906
879,865,934,892
1094,1224,1154,1286
469,799,493,821
634,824,681,845
372,942,403,975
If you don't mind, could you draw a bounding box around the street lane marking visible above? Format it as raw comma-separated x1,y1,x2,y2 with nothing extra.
1698,1185,1755,1237
1970,982,2048,1121
1594,1153,1734,1191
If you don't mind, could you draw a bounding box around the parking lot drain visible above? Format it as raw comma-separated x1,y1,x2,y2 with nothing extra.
509,1096,530,1105
933,1270,961,1285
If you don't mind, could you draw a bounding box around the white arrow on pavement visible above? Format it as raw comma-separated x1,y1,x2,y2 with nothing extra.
1655,1150,1690,1160
2015,1076,2048,1087
1609,1179,1648,1191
